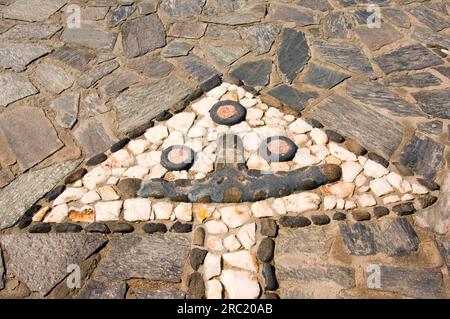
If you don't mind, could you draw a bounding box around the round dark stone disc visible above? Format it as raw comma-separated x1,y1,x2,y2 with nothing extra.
161,145,196,171
260,136,298,163
209,100,247,126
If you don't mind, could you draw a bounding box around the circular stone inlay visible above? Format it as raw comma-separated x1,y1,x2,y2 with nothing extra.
261,136,298,163
161,145,195,171
210,100,247,126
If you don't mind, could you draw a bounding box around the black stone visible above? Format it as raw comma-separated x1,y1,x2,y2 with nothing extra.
29,223,51,233
187,272,205,299
161,145,195,172
332,212,346,221
55,223,83,233
117,178,142,199
417,120,443,136
339,222,376,255
110,138,130,152
326,130,345,143
266,84,318,112
416,178,440,191
170,221,192,233
311,215,331,225
262,263,278,291
193,227,205,246
155,110,173,122
373,206,390,218
189,248,208,271
368,153,389,168
143,223,167,234
64,168,88,184
305,118,323,128
209,100,247,126
85,222,110,234
257,238,275,262
352,210,371,222
127,124,150,140
86,153,108,166
279,216,311,228
44,185,66,201
277,28,310,83
110,223,134,233
17,204,42,229
264,292,279,299
230,59,272,89
260,136,298,163
415,195,438,210
222,73,242,86
260,219,278,237
304,63,349,89
392,203,416,216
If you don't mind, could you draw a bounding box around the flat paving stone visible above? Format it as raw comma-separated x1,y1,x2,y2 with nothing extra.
311,94,404,158
241,24,279,55
324,12,348,39
107,5,136,27
297,0,332,11
78,280,127,299
2,0,66,22
50,92,80,129
129,55,173,79
78,60,120,89
162,40,194,58
134,288,185,299
160,0,205,17
384,73,442,88
200,42,249,69
417,120,443,135
354,24,402,51
201,13,260,26
409,5,450,32
114,74,194,133
412,88,450,119
266,84,318,112
73,117,117,156
399,132,445,180
231,59,272,90
0,248,4,289
277,28,310,83
0,24,61,40
98,71,139,97
303,63,349,89
438,240,450,273
268,3,320,26
174,55,220,91
0,43,51,72
51,47,95,71
374,44,443,74
94,235,189,283
412,27,450,49
35,63,74,94
168,22,207,39
382,8,410,28
61,25,117,50
0,73,38,107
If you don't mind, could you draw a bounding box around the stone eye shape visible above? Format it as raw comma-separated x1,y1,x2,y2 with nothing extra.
210,100,247,126
260,136,298,163
161,145,195,171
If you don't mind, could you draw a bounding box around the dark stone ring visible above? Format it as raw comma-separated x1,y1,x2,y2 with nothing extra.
161,145,196,171
260,136,298,163
209,100,247,126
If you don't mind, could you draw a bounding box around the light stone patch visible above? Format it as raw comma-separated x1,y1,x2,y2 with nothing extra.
152,202,174,220
95,201,123,221
123,198,151,222
220,206,251,228
223,250,257,272
236,223,256,249
204,253,222,280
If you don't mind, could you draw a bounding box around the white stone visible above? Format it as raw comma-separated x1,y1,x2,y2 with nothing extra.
112,167,126,176
54,187,88,206
83,166,112,190
369,178,394,197
284,114,295,122
400,180,412,193
363,159,389,178
345,201,357,209
81,191,100,204
412,183,429,194
220,270,260,299
44,204,68,223
147,164,167,178
386,172,402,190
220,206,251,228
237,86,246,99
265,107,284,119
162,130,184,149
185,139,203,153
144,125,169,145
192,97,217,115
336,198,345,209
383,195,400,204
110,149,135,167
174,203,192,222
190,152,214,175
251,200,275,217
272,198,287,215
288,118,312,134
401,194,415,201
246,153,271,170
166,112,196,133
323,196,337,210
329,143,357,161
246,108,264,122
106,176,119,185
136,151,161,168
207,86,227,99
98,186,119,201
292,148,320,168
240,98,257,108
205,220,228,234
207,236,224,251
357,194,377,207
204,253,222,280
196,114,215,128
123,166,149,179
242,132,261,152
283,193,321,213
223,235,241,252
123,198,151,222
358,155,368,166
270,162,290,171
342,162,363,182
310,144,330,160
188,126,206,138
231,121,252,135
223,250,257,272
95,201,123,221
127,139,150,155
236,223,256,249
359,186,370,193
292,134,308,145
310,128,328,145
206,279,223,299
322,182,355,198
152,201,173,220
355,174,367,187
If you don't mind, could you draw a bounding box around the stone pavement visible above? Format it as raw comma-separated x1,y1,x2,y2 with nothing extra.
0,0,449,299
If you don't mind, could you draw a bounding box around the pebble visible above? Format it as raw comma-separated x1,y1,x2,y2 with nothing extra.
416,178,440,191
223,235,241,252
190,248,208,271
128,139,150,155
205,220,228,234
207,86,227,99
251,200,275,217
110,222,134,233
373,206,389,218
83,166,111,190
256,238,275,263
357,194,377,207
344,140,367,156
81,191,101,204
29,223,52,233
352,210,371,221
192,97,217,115
278,216,311,228
223,250,258,272
174,203,193,222
85,222,110,234
311,214,331,225
363,159,389,178
342,162,363,182
259,219,278,237
220,206,251,228
236,223,256,249
332,212,346,220
144,125,169,145
383,195,400,204
98,186,119,201
355,174,367,187
326,130,345,143
86,153,108,166
369,178,394,197
329,143,357,161
166,112,196,133
116,178,141,198
110,150,136,167
110,138,130,152
54,187,88,206
206,279,223,299
64,168,88,184
187,272,206,299
322,182,355,198
123,198,151,222
386,172,402,190
323,196,337,210
368,153,389,168
155,110,172,121
44,204,69,223
414,195,438,209
283,192,321,213
204,253,221,280
152,201,173,220
32,206,51,222
143,223,167,234
95,201,123,221
310,128,328,145
45,185,66,201
392,202,416,216
55,223,83,233
288,118,312,134
193,227,206,246
207,236,224,251
170,221,192,233
262,263,278,291
412,183,429,194
220,269,260,299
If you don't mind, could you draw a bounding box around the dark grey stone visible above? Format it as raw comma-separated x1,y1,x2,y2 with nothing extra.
0,23,61,40
187,272,205,299
170,222,192,233
129,55,173,79
0,234,107,294
98,71,139,97
438,240,450,272
311,215,331,225
55,223,83,233
413,27,450,49
241,24,279,55
61,25,117,50
192,227,205,246
267,84,318,112
259,219,277,237
174,55,221,91
168,22,207,39
28,223,52,233
78,280,127,299
107,5,135,27
200,42,249,69
399,132,445,179
297,0,331,12
409,5,450,32
50,92,80,129
117,178,142,199
51,47,94,71
64,168,87,185
414,195,438,210
190,248,208,270
353,9,372,25
143,223,167,234
231,59,272,90
333,212,346,220
277,28,310,83
162,40,194,58
161,0,205,17
417,120,443,135
324,12,348,38
351,210,371,222
257,238,275,262
0,73,38,107
85,222,110,234
278,216,311,228
268,3,320,26
303,63,349,89
262,263,278,291
110,223,134,234
373,206,389,218
412,88,450,119
392,202,416,216
78,60,120,89
374,44,443,74
434,66,450,80
134,287,185,299
201,14,260,26
205,25,241,40
73,117,117,156
416,178,440,191
384,72,442,88
0,249,4,290
368,153,388,168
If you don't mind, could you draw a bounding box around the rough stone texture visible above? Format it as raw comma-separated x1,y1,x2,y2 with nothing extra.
98,71,139,97
310,94,404,158
267,85,318,112
231,59,272,90
324,12,348,39
121,14,166,58
0,249,4,289
303,63,349,89
129,55,173,79
0,233,107,294
277,28,310,83
78,60,120,89
168,22,207,39
417,120,443,135
438,241,450,272
107,5,136,27
0,24,61,40
163,40,194,58
200,43,249,69
0,43,51,72
412,89,450,119
95,235,189,283
382,8,410,28
50,93,80,129
384,73,442,88
61,25,117,50
413,27,450,49
0,73,38,107
161,0,205,17
73,117,117,156
374,44,443,74
409,5,450,32
35,63,74,94
354,25,402,51
399,132,445,180
78,280,127,299
241,24,279,55
51,47,94,71
174,55,220,91
134,288,185,299
2,0,66,22
114,75,194,133
268,3,320,26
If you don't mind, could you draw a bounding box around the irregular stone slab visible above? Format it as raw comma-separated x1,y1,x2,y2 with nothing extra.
267,85,318,112
277,28,310,83
415,172,450,235
82,91,108,117
82,6,109,21
2,0,66,22
0,107,63,171
417,120,443,135
160,0,205,17
51,47,95,71
366,266,445,299
98,71,139,97
61,25,117,50
382,8,410,28
346,80,423,117
409,5,450,32
384,73,441,88
200,43,249,69
339,218,419,256
434,66,450,80
174,55,220,91
134,288,185,299
121,14,166,58
412,27,450,49
353,9,372,25
311,94,404,158
0,24,61,40
412,89,450,119
94,235,189,282
0,73,38,107
0,234,107,294
297,0,331,12
115,75,194,133
107,5,136,27
268,3,320,26
399,132,445,180
162,40,194,58
73,117,117,156
324,12,348,39
35,63,74,94
354,25,402,51
231,59,272,90
313,40,374,77
374,44,443,74
240,24,279,55
303,63,349,89
438,240,450,272
50,92,79,129
78,60,120,89
129,55,173,79
0,44,51,72
78,280,127,299
201,14,260,26
205,26,241,40
202,0,265,15
168,22,207,39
